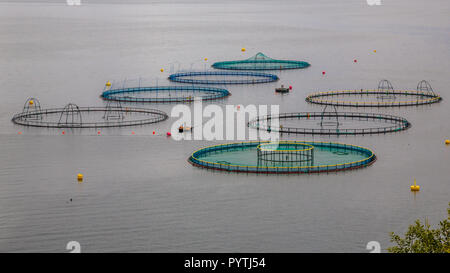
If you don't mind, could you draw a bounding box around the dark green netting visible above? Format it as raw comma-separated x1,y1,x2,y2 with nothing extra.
212,52,310,70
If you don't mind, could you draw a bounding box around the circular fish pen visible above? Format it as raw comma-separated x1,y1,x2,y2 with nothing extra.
168,71,279,85
305,80,442,107
212,52,310,70
101,85,230,103
12,99,168,128
188,141,376,174
248,106,411,135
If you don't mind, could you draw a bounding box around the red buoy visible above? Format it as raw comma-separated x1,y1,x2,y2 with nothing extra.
153,131,155,135
166,132,172,137
354,59,357,63
322,71,326,75
289,86,293,90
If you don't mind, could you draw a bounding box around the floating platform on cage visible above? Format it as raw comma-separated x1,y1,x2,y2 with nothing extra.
168,71,279,85
101,85,230,103
305,80,442,107
212,52,310,71
12,98,168,128
248,106,411,135
188,141,376,174
275,85,290,93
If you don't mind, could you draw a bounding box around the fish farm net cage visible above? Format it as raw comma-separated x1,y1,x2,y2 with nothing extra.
168,71,279,85
248,106,411,135
257,142,314,167
12,99,168,128
305,80,442,107
188,141,376,174
102,85,230,103
211,52,310,71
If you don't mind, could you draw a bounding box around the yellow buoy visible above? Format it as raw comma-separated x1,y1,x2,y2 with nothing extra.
445,139,450,145
77,173,83,182
204,58,208,61
241,48,246,52
410,179,420,191
373,50,377,53
160,68,164,72
105,81,111,87
29,100,34,105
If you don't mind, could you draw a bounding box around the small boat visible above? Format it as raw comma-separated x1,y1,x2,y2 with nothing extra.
179,124,192,133
275,85,290,93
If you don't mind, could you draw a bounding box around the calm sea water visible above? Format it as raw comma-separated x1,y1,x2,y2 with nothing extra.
0,0,449,252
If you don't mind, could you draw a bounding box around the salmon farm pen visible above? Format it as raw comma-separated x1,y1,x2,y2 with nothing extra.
168,71,279,85
211,52,310,70
12,98,168,128
101,85,230,103
188,141,376,174
248,111,411,135
305,80,442,107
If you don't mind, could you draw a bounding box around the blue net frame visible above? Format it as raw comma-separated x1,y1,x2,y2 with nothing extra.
212,52,310,70
168,71,279,85
101,86,230,103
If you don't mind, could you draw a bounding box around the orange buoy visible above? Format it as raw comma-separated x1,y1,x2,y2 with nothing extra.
18,132,22,135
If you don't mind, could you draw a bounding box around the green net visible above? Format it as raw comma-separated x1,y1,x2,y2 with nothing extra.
212,52,310,70
189,141,376,174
